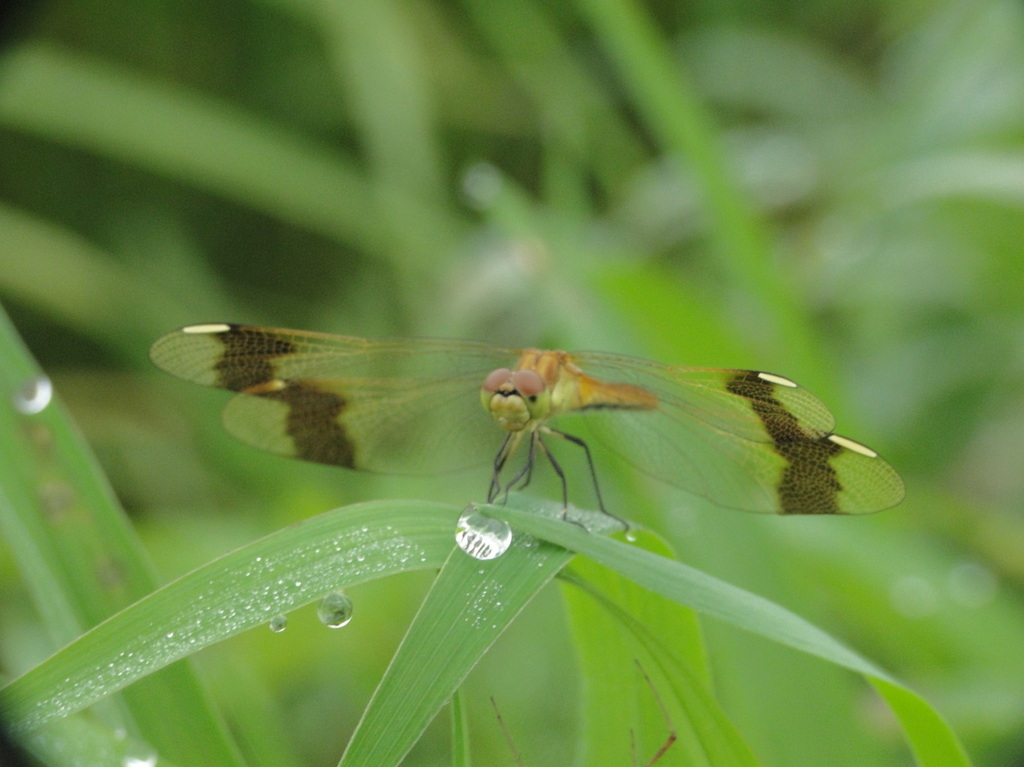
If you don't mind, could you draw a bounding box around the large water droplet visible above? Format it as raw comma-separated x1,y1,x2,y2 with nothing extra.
268,614,288,633
455,505,513,560
317,590,354,628
13,375,52,414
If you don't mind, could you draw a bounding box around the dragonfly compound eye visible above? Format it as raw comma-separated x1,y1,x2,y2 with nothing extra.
510,369,545,398
482,368,513,393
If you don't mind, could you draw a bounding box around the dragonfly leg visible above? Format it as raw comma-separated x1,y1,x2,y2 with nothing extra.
488,432,515,504
543,427,628,531
499,431,537,500
489,431,532,505
534,433,608,531
532,433,569,516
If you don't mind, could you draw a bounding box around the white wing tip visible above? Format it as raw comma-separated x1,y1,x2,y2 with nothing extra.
182,323,233,335
756,372,798,388
828,433,878,457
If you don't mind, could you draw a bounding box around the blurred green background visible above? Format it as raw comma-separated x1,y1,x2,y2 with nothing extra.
1,0,1023,765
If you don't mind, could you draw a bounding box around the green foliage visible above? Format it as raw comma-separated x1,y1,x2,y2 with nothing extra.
2,0,1023,765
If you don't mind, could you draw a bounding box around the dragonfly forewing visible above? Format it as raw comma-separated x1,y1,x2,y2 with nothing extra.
151,324,522,474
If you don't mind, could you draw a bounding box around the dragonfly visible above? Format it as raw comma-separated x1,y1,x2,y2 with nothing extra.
150,323,904,520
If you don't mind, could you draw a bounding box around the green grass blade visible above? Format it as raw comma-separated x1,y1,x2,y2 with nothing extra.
562,529,762,767
870,679,974,767
17,713,183,767
0,44,438,257
1,499,460,735
339,502,575,766
0,303,246,766
577,0,815,361
450,688,472,767
487,504,972,767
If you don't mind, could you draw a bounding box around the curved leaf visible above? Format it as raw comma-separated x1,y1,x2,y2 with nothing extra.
1,501,460,734
487,503,972,767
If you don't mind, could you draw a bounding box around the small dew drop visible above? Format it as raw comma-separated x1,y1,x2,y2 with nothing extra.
268,614,288,633
13,375,52,414
317,590,354,629
455,506,513,561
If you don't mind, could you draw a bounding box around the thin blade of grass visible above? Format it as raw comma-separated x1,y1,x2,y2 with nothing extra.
339,498,579,766
561,529,762,767
487,504,972,767
1,500,460,735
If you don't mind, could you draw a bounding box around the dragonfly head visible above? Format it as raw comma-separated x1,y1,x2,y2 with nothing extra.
481,367,551,431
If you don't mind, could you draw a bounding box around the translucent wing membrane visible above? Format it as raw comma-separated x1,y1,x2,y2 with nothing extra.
150,324,515,387
570,352,837,440
150,324,518,474
565,351,904,514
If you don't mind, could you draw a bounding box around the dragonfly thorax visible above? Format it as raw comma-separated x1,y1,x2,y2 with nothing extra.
481,367,551,432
